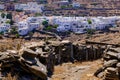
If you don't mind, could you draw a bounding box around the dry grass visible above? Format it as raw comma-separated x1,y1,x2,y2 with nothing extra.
51,60,103,80
2,73,17,80
0,39,24,52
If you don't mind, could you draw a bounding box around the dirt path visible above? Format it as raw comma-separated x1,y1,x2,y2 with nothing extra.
51,60,103,80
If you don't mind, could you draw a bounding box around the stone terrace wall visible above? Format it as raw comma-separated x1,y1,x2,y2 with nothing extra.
94,46,120,80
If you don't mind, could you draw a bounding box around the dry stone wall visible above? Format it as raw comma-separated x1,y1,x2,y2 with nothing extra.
94,46,120,80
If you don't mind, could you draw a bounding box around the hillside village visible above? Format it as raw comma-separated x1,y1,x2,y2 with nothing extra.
0,14,120,36
0,0,120,37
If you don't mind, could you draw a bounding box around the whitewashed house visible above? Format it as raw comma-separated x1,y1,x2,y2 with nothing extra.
55,17,90,33
0,24,10,32
18,27,29,36
0,13,11,33
29,23,40,31
57,22,71,32
0,4,5,10
15,4,28,10
72,2,81,8
71,21,90,33
17,17,40,35
17,21,29,35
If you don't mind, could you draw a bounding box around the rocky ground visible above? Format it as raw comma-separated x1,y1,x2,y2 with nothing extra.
51,60,102,80
0,32,120,80
64,32,120,44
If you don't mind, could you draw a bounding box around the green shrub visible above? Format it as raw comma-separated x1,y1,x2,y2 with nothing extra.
46,26,52,30
1,13,6,18
6,13,12,19
15,33,19,38
87,20,92,24
35,13,42,17
0,31,4,35
86,29,95,34
53,24,58,28
5,20,11,24
61,6,66,9
42,20,48,27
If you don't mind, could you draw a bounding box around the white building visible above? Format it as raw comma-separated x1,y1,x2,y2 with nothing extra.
0,13,11,33
0,4,4,10
15,2,44,13
72,2,81,8
55,16,118,33
17,17,40,36
0,24,10,32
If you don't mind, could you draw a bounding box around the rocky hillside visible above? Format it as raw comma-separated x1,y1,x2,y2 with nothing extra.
0,40,106,80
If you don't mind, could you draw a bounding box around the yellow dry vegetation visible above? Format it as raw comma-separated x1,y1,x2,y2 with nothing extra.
0,39,24,52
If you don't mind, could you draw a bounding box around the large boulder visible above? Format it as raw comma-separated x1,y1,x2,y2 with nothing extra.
22,49,38,58
35,48,43,55
20,57,37,65
105,67,117,73
103,51,118,60
0,52,18,63
104,67,119,80
19,58,47,80
116,63,120,73
24,42,45,50
117,53,120,60
94,67,105,77
109,48,120,53
103,60,118,68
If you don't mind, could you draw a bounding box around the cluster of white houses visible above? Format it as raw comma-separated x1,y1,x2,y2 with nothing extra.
17,17,46,35
0,16,120,35
15,2,44,13
0,13,10,33
54,16,119,33
0,2,44,13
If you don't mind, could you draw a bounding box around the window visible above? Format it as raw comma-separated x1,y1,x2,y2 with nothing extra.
19,30,22,33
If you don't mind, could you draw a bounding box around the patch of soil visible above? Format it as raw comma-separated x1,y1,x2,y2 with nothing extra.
51,60,103,80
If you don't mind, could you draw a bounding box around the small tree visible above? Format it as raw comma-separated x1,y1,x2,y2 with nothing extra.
6,13,12,19
5,20,11,24
61,6,66,9
35,13,42,17
87,20,92,24
10,20,14,25
11,27,18,34
1,13,6,18
46,26,52,30
0,31,4,35
42,20,48,27
53,24,58,28
86,29,95,34
15,33,19,38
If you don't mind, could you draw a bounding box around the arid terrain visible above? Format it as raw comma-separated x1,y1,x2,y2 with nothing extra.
51,60,103,80
0,32,120,80
64,32,120,44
